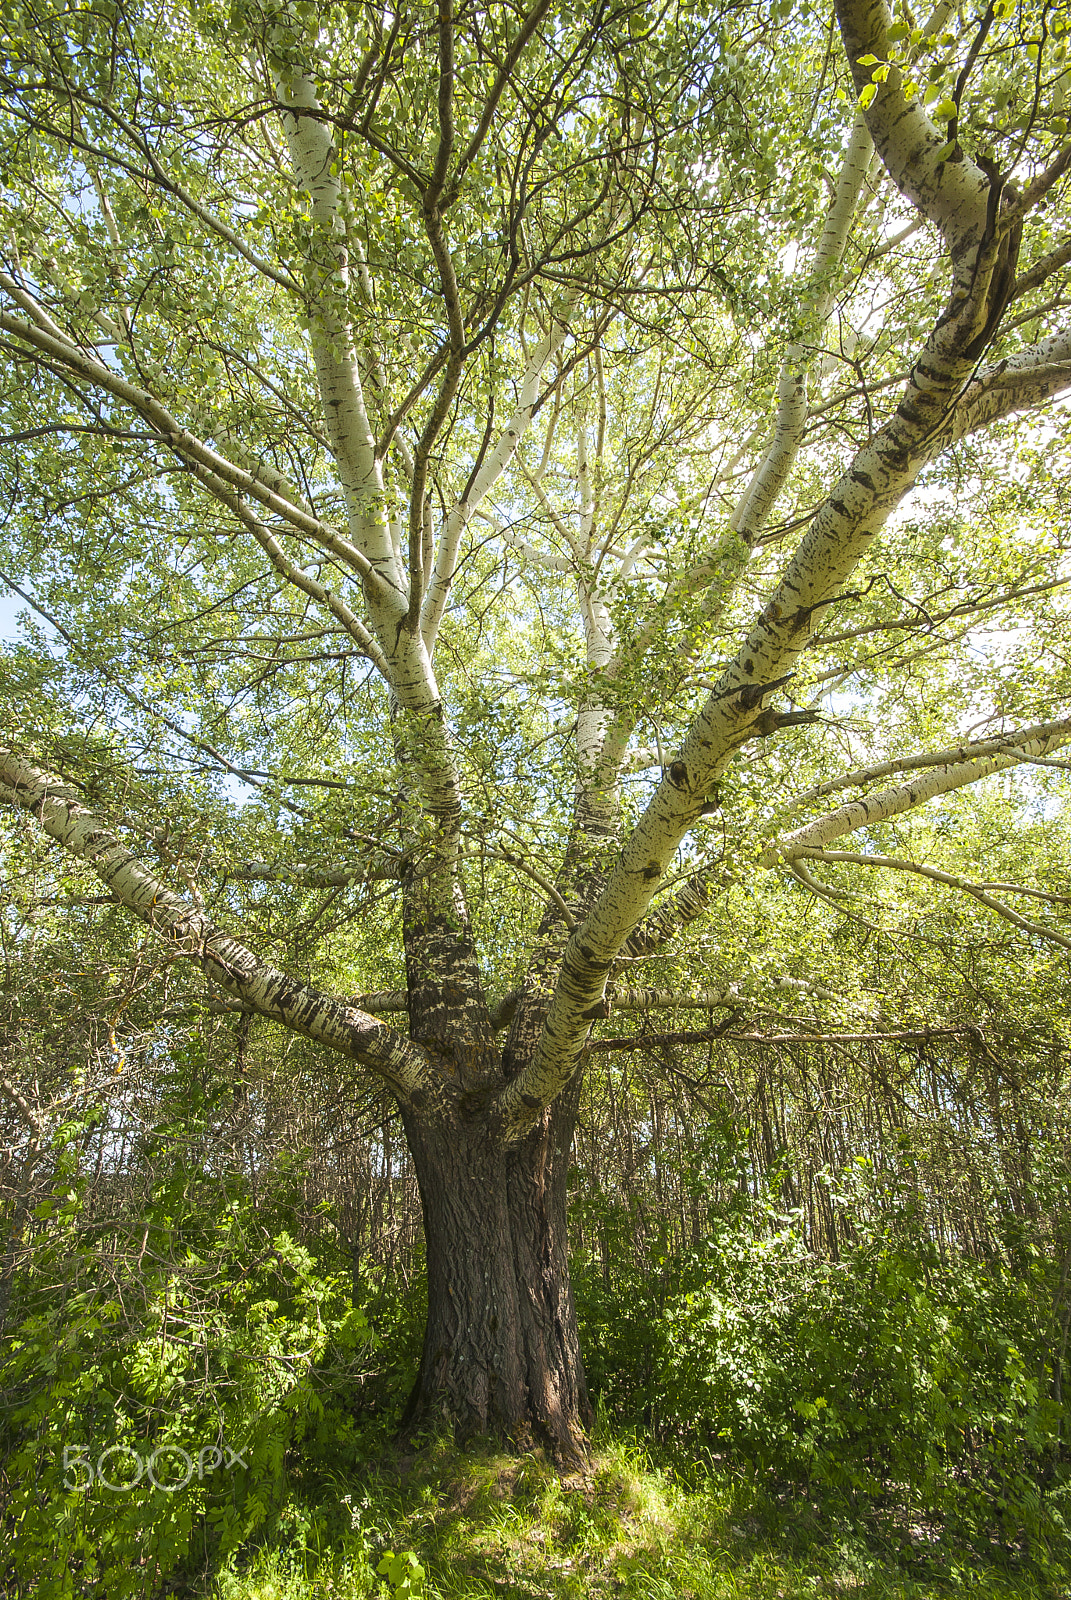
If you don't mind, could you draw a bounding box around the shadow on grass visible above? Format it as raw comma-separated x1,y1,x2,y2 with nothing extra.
212,1425,1069,1600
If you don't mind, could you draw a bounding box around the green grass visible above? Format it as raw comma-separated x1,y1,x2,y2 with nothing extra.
211,1425,1067,1600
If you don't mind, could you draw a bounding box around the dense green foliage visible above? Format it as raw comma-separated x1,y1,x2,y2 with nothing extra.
0,1067,371,1597
3,0,1071,1589
576,1177,1070,1554
2,1027,1068,1596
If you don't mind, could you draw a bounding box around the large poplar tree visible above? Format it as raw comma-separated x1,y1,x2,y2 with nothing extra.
3,0,1071,1459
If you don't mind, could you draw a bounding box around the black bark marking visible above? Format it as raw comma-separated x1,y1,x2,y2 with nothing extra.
896,398,927,427
735,671,793,713
749,706,820,737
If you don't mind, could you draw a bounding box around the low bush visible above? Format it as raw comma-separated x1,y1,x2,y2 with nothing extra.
0,1099,372,1599
574,1157,1070,1566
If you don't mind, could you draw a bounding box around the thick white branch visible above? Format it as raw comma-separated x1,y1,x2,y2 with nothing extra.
274,64,402,604
0,752,429,1101
949,332,1071,441
732,114,875,541
783,716,1071,814
421,321,567,648
836,0,989,261
766,721,1071,865
609,985,737,1012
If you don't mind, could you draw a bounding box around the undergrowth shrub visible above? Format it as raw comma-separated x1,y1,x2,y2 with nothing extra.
574,1153,1071,1564
0,1076,373,1599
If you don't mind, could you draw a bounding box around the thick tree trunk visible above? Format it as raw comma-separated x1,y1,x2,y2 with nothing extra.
399,1073,591,1465
391,795,594,1464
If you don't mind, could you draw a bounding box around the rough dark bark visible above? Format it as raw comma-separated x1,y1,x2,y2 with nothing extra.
389,789,599,1464
398,1074,591,1465
507,1072,591,1458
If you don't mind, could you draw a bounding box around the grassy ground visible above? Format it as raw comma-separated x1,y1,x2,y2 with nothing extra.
210,1427,1067,1600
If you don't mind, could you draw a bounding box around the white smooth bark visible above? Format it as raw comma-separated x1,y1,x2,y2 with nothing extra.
421,321,568,649
948,333,1071,441
732,114,875,542
767,722,1071,865
836,0,989,263
608,985,737,1012
0,752,431,1102
274,65,401,596
621,720,1071,964
782,716,1071,814
272,58,458,851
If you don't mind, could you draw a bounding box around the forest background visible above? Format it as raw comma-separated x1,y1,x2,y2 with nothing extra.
1,0,1071,1593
